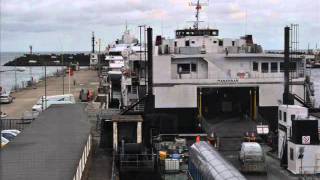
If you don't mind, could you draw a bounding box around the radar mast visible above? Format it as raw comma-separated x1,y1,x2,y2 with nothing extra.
189,0,208,29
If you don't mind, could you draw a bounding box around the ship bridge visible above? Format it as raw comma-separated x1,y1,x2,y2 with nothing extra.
175,28,219,38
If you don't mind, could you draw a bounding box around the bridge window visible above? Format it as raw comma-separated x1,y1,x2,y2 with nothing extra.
289,62,297,71
109,52,122,56
284,112,287,122
271,62,278,73
191,64,197,72
290,148,294,160
280,62,296,72
232,41,235,46
185,40,190,47
261,62,269,73
218,40,223,46
177,64,190,74
253,62,258,71
280,62,284,72
279,110,282,120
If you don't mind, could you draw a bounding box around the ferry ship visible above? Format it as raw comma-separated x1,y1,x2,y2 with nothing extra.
120,1,316,135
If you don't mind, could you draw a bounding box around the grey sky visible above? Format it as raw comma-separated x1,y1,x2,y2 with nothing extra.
1,0,319,52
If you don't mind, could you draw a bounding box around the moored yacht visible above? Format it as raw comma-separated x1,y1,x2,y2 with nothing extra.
105,27,140,86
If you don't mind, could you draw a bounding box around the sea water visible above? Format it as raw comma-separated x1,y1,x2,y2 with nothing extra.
0,52,63,92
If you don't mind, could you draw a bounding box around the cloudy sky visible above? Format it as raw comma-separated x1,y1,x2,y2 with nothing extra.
0,0,319,52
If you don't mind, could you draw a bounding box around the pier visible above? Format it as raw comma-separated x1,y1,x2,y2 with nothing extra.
1,69,98,119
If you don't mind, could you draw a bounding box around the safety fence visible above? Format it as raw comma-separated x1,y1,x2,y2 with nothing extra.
118,154,155,171
0,118,34,130
9,68,64,92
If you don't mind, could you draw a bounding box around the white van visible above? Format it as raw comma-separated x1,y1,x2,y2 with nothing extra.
239,142,266,173
36,94,75,105
32,100,74,112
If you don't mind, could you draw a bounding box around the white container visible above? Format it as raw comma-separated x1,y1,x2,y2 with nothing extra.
165,159,180,171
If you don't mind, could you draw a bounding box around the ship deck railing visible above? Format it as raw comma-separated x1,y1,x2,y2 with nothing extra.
172,70,305,81
118,153,155,172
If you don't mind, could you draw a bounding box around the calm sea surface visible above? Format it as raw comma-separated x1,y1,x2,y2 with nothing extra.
0,52,86,92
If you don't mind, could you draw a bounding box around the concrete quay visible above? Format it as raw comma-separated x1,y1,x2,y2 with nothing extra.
1,69,99,119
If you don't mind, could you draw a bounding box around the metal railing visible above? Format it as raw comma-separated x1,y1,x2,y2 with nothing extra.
9,68,64,92
299,166,320,175
172,68,305,81
1,118,34,130
111,151,118,180
119,154,155,171
120,95,146,115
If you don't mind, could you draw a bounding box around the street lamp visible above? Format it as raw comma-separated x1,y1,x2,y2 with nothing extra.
61,54,64,95
0,86,2,149
298,147,304,176
29,54,47,110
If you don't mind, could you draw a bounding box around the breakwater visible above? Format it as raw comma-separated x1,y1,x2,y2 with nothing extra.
4,53,90,66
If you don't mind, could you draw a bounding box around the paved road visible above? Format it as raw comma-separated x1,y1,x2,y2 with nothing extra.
1,69,99,118
221,147,299,180
205,116,300,180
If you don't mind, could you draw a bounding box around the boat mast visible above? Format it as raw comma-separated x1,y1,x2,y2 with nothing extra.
189,0,208,29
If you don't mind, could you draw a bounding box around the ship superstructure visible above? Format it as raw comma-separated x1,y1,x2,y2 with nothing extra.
149,0,314,133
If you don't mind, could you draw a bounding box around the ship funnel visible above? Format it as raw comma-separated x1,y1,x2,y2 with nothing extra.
283,26,294,105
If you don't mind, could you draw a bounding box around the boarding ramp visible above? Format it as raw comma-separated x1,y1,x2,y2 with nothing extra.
201,116,257,151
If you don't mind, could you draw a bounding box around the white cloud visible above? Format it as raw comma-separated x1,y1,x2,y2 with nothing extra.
0,0,319,51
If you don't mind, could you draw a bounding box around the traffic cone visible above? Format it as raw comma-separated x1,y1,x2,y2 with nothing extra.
196,136,201,143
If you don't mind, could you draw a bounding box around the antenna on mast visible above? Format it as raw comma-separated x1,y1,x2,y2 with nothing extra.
125,20,128,32
189,0,208,29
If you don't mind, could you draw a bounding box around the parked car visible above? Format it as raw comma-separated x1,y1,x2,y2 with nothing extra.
1,111,8,118
1,132,16,141
1,136,9,147
2,129,20,136
0,91,13,104
32,94,76,113
1,129,21,135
